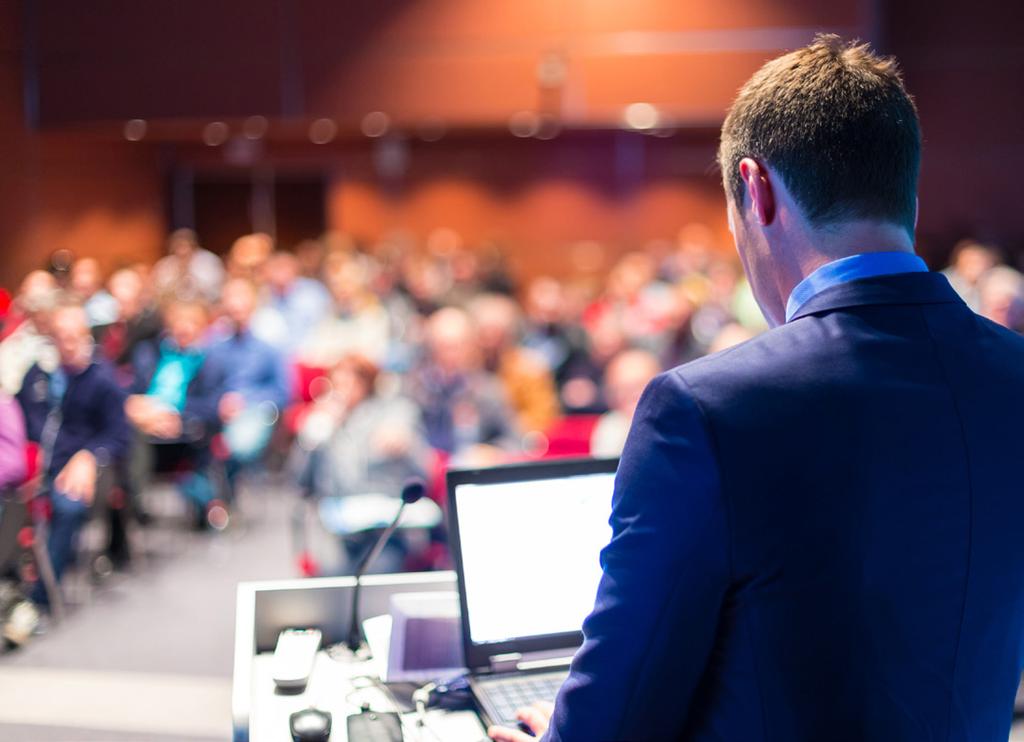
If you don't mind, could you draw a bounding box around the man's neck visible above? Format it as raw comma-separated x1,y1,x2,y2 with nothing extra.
772,221,915,320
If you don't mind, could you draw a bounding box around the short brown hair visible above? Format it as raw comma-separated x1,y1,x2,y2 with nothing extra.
718,34,920,235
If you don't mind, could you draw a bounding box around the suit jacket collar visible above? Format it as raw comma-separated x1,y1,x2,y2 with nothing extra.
787,271,965,322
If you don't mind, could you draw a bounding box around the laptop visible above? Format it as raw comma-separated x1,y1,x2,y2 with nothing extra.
447,457,618,729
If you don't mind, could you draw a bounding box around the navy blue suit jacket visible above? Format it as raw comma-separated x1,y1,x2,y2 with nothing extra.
548,272,1024,741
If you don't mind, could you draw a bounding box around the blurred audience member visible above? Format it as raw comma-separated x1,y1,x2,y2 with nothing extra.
471,293,559,434
406,307,518,459
210,278,289,495
660,283,701,368
943,239,999,312
295,238,328,280
689,259,741,351
252,251,331,355
522,276,587,384
442,248,483,307
69,258,118,328
590,349,660,457
98,268,163,387
16,301,129,593
0,271,59,395
559,313,627,414
399,253,449,316
301,254,389,367
731,276,770,332
477,241,517,295
585,252,664,350
707,322,758,355
659,223,716,282
152,228,225,303
0,392,27,490
295,353,429,500
126,296,225,527
227,233,273,281
977,265,1024,331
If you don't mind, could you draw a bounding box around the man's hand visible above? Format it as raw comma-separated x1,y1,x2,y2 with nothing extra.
218,392,246,423
147,410,182,439
54,449,98,505
126,395,182,439
125,394,154,427
488,701,553,742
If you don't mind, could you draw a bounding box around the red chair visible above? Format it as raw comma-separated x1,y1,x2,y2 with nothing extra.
540,414,601,458
283,363,329,435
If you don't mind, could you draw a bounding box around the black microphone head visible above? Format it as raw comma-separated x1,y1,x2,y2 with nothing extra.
401,478,427,504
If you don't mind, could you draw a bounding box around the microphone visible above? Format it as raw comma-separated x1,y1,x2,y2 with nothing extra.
346,478,427,652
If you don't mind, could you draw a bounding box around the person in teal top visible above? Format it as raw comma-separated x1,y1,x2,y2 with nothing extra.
145,340,205,413
126,296,227,529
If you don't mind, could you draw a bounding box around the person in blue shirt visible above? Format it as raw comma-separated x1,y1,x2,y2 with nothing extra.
490,35,1024,742
126,295,226,529
209,278,290,497
251,251,331,356
17,300,129,593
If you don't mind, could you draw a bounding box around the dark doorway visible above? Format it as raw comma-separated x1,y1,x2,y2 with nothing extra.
186,171,326,255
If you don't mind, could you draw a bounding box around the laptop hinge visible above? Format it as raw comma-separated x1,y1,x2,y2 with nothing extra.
488,650,573,673
489,653,522,673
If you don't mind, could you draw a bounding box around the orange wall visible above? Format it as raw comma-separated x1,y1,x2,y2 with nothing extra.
0,3,165,291
329,173,731,278
323,133,732,278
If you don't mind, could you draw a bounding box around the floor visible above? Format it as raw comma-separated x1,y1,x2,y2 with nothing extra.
1,483,1022,741
0,482,296,741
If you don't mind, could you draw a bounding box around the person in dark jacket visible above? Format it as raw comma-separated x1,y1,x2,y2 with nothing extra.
16,300,129,592
125,295,226,528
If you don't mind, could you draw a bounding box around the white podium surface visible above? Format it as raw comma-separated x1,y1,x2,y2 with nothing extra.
233,571,488,742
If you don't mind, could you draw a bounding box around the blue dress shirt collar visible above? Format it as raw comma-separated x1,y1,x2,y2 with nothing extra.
786,251,929,322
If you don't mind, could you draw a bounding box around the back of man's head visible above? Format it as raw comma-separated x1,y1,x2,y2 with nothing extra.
718,34,920,237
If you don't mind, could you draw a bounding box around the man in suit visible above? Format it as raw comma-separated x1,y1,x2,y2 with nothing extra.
490,34,1024,742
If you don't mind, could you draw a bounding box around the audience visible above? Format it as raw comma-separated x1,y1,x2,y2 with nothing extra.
16,301,130,595
3,227,1016,599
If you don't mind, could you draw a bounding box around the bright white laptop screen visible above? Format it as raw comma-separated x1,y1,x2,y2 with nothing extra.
454,472,615,646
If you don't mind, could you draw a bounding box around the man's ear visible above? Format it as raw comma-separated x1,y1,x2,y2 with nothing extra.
738,158,776,227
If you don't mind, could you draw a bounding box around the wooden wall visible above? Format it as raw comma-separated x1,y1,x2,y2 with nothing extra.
1,0,1021,291
0,1,165,290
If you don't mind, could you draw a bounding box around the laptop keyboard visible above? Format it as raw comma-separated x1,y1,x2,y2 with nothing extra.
476,670,569,726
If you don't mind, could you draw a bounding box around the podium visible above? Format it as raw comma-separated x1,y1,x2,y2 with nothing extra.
232,571,485,742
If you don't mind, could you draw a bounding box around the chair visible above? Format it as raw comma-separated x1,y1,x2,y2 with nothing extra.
0,488,65,622
540,414,601,458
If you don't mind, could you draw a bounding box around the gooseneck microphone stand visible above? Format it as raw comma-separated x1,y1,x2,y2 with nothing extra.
345,478,427,652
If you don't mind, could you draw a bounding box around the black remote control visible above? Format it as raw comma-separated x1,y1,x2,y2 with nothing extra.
346,710,404,741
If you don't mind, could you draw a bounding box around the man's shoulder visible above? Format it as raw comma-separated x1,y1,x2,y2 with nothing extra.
670,320,815,388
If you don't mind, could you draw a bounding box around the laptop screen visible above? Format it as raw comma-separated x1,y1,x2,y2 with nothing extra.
452,468,616,647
